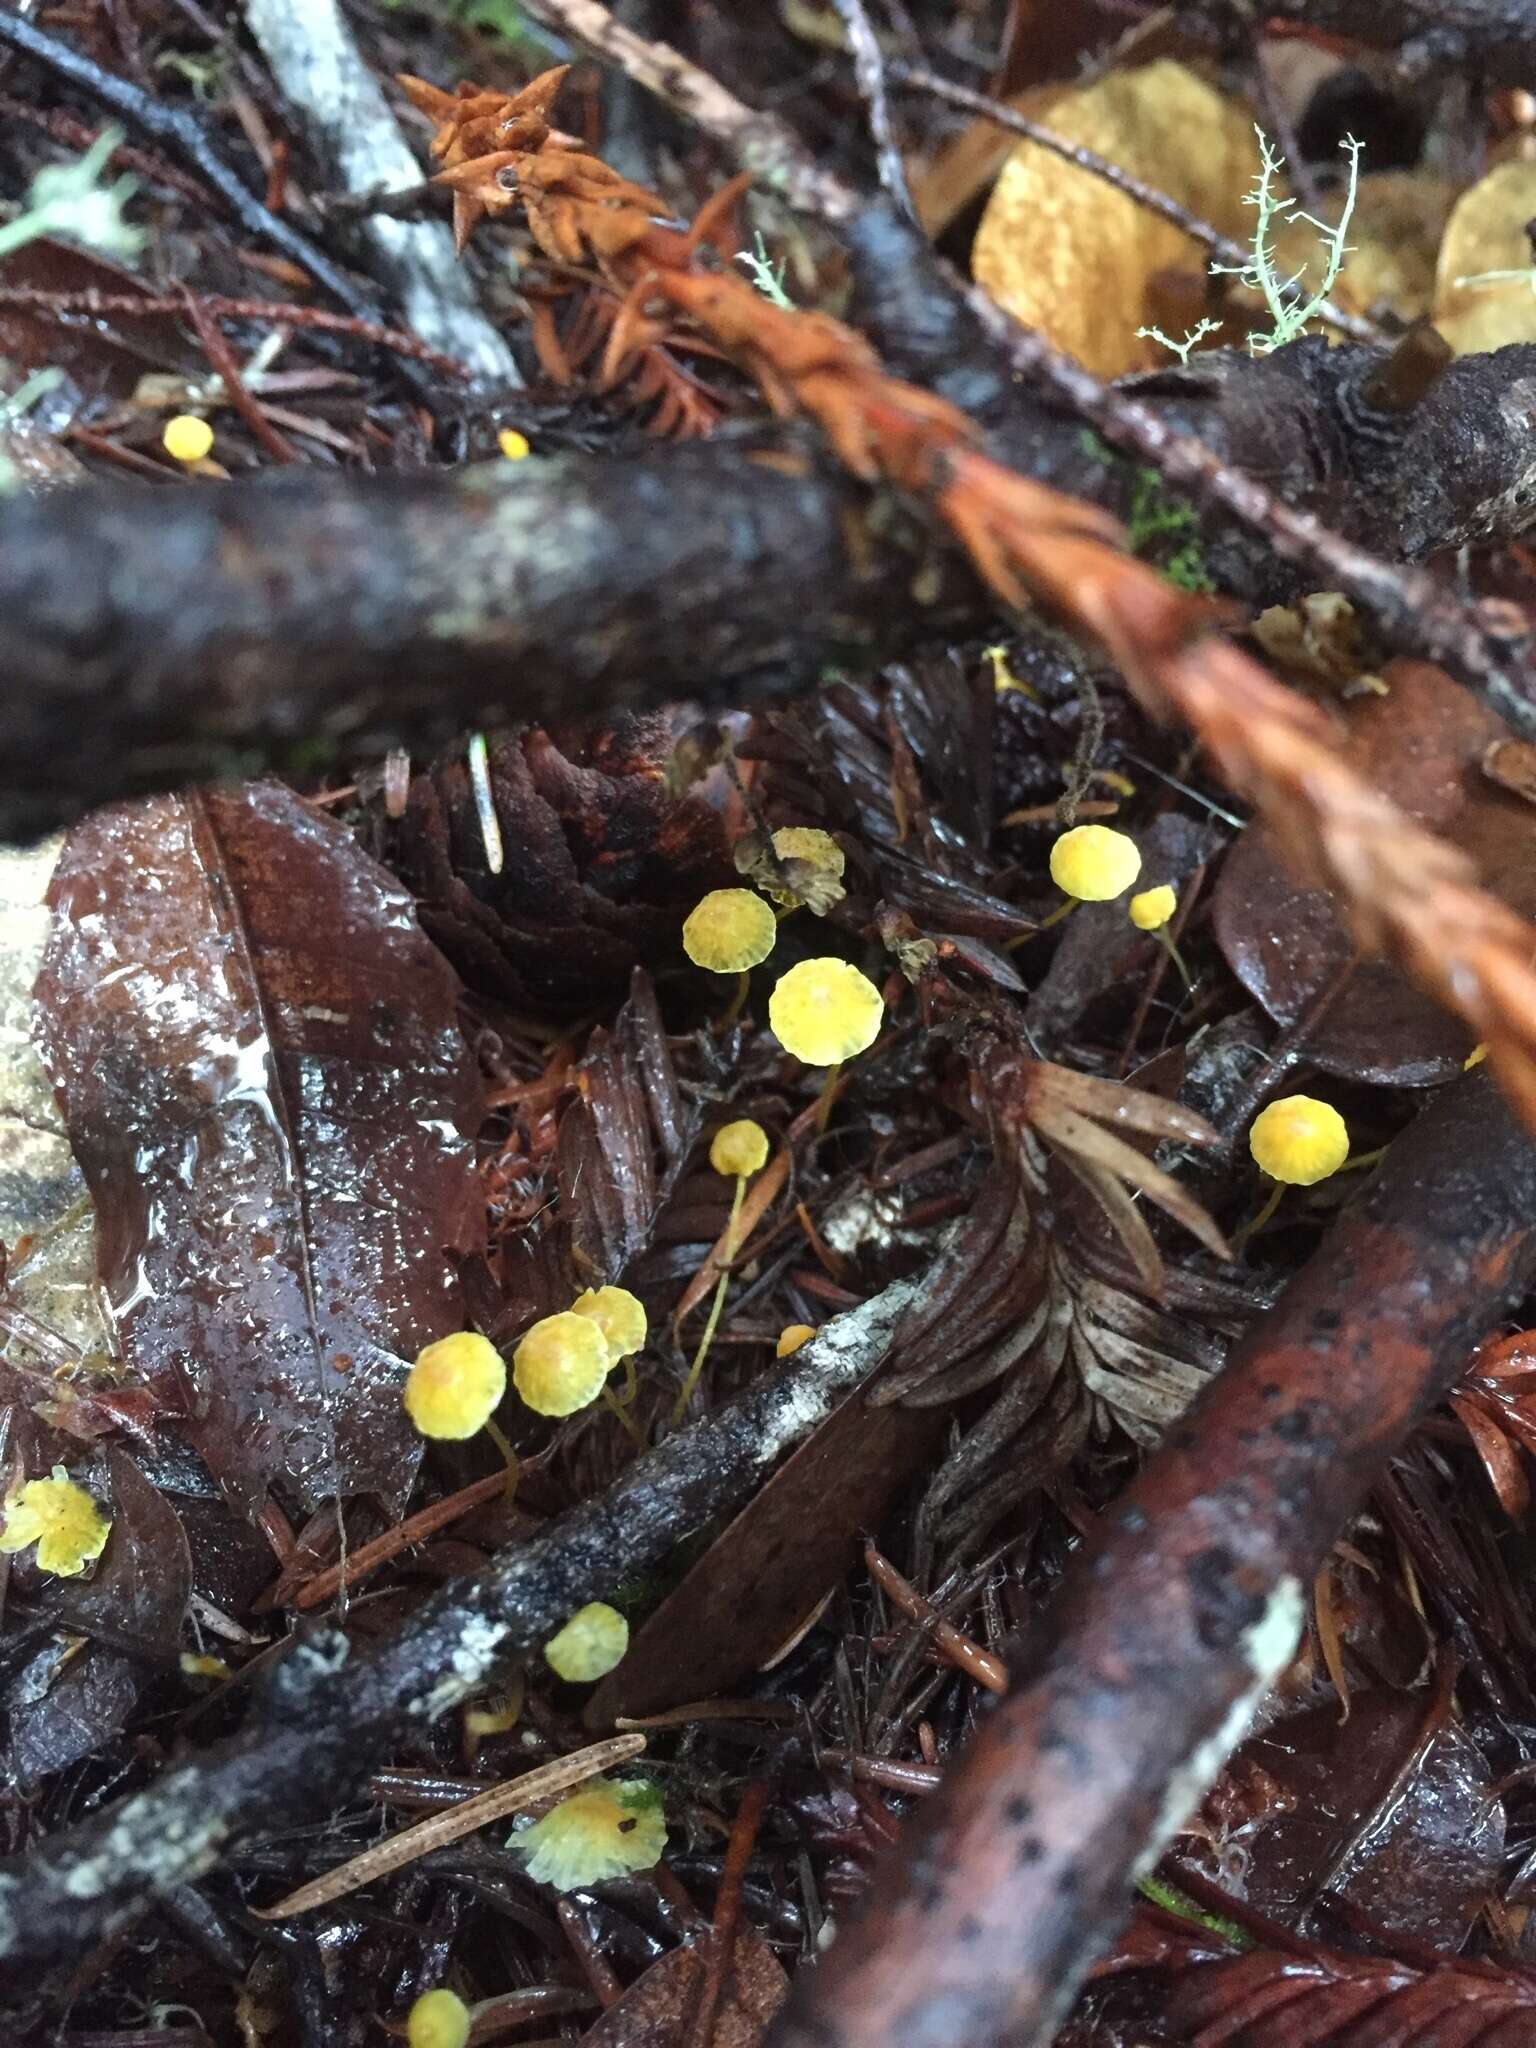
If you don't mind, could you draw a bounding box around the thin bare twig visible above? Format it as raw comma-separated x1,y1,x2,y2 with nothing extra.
864,1540,1009,1694
829,0,917,223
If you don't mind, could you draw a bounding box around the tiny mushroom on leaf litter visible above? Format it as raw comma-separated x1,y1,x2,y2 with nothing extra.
1129,884,1177,931
1240,1093,1351,1248
407,1988,471,2048
675,1118,773,1423
765,825,847,913
1249,1095,1350,1187
513,1309,610,1417
570,1285,647,1368
0,1466,111,1578
769,957,884,1067
513,1777,667,1891
162,413,213,465
682,888,778,974
545,1601,629,1681
709,1118,771,1179
1049,824,1143,902
777,1323,816,1357
404,1331,506,1440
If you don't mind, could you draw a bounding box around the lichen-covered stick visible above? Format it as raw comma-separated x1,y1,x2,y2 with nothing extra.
0,1277,917,2001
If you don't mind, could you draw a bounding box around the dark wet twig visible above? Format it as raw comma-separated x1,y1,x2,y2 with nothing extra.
0,284,468,374
0,1276,918,1993
969,298,1536,742
886,62,1383,346
776,1075,1536,2048
0,5,383,334
829,0,917,223
1179,0,1536,85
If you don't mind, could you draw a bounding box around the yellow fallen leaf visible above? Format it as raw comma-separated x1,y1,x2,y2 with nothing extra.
972,61,1261,378
1433,159,1536,354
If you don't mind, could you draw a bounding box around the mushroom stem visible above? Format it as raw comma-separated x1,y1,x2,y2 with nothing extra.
1153,925,1192,988
813,1060,845,1135
482,1417,521,1502
1234,1180,1284,1252
673,1172,748,1424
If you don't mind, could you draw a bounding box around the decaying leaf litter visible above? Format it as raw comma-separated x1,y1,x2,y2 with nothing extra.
8,3,1536,2045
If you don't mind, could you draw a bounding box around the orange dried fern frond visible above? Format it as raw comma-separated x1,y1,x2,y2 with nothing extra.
416,61,1536,1130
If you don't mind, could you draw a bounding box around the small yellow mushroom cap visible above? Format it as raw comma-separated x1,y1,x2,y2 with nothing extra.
514,1777,667,1891
571,1286,647,1366
513,1310,609,1416
1129,884,1177,932
710,1118,770,1179
682,889,777,974
769,958,884,1067
407,1988,471,2048
545,1601,629,1681
0,1465,111,1578
163,413,213,464
497,427,531,460
776,1323,816,1357
765,826,847,912
1049,825,1142,902
1248,1095,1349,1186
404,1331,507,1440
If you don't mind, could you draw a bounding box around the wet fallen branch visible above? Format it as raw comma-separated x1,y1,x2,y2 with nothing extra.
774,1073,1536,2048
0,1275,917,2004
0,438,950,839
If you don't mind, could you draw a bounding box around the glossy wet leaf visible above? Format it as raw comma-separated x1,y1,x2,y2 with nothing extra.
577,1918,788,2046
35,783,484,1519
1214,662,1536,1084
1212,1686,1503,1948
587,1384,940,1724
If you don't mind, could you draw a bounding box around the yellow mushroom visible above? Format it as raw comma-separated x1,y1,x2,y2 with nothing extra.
1249,1096,1350,1187
513,1310,610,1417
1049,825,1142,903
1128,885,1176,931
162,413,214,465
1127,884,1190,986
682,889,777,974
1239,1094,1351,1248
570,1286,647,1368
710,1119,770,1178
0,1466,111,1578
768,958,883,1068
513,1777,667,1891
764,826,847,913
407,1988,471,2048
497,427,531,460
403,1332,506,1440
776,1323,816,1357
545,1601,629,1681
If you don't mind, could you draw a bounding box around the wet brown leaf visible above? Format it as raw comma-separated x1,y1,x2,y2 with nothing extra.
587,1382,939,1724
1213,661,1536,1084
577,1924,788,2047
1206,1683,1503,1949
35,783,484,1519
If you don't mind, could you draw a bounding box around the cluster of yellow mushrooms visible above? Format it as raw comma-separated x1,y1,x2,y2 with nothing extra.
1047,822,1353,1218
